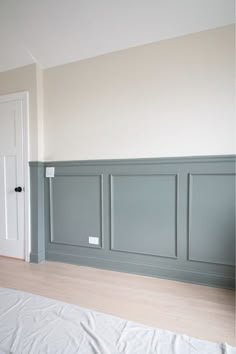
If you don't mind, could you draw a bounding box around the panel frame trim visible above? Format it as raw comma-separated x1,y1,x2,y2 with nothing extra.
49,174,104,249
110,173,178,259
187,172,236,266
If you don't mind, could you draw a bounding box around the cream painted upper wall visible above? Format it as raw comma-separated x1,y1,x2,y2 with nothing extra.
0,25,234,162
0,64,43,160
36,65,44,161
44,25,235,161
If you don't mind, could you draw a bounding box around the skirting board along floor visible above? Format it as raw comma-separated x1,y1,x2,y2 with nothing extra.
0,257,235,346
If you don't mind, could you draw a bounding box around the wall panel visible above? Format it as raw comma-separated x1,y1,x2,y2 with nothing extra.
110,174,178,258
30,155,236,288
50,175,103,248
188,173,235,266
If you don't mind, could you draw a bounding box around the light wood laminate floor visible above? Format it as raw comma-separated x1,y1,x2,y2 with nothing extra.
0,257,235,346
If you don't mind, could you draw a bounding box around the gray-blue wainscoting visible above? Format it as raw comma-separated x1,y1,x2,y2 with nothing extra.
29,155,236,289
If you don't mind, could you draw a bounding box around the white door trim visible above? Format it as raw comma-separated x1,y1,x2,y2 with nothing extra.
0,92,30,262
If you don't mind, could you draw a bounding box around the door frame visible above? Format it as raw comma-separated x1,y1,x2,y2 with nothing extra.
0,92,30,262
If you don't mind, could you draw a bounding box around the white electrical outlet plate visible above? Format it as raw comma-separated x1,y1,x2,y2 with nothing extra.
89,236,99,245
46,167,55,178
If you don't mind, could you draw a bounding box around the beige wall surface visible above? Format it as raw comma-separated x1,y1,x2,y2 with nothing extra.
0,64,43,160
36,65,44,161
43,25,235,161
0,25,234,162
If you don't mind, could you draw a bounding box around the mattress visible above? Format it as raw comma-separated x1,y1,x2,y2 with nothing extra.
0,288,235,354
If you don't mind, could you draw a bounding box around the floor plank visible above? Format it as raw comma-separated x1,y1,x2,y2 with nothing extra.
0,256,235,346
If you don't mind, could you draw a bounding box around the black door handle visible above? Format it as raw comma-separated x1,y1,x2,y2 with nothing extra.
14,187,22,192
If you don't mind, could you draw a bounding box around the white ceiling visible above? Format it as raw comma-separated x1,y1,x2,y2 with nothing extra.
0,0,235,72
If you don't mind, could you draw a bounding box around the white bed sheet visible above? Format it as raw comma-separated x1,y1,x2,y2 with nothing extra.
0,288,235,354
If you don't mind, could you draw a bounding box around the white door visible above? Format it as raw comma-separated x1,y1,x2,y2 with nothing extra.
0,98,25,259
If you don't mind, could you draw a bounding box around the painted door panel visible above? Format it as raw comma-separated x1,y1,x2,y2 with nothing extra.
0,100,24,259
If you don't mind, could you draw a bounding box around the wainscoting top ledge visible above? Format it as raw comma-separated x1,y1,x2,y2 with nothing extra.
29,161,45,167
29,154,236,167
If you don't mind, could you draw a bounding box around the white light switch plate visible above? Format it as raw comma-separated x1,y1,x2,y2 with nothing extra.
46,167,55,178
89,236,99,245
